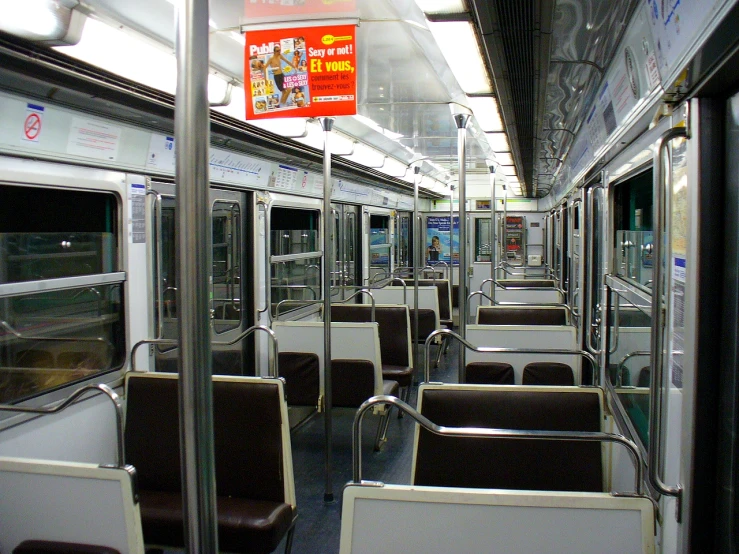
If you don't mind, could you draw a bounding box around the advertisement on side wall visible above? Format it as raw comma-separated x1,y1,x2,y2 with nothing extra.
426,216,459,265
244,24,357,120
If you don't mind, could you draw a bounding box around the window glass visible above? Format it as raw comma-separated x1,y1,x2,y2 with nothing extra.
270,207,321,317
0,283,126,403
212,201,241,333
0,185,118,283
613,170,653,288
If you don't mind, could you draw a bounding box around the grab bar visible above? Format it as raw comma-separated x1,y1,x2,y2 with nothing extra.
351,395,642,494
0,383,125,469
332,289,376,322
424,328,597,385
648,126,686,506
130,325,279,377
615,350,651,387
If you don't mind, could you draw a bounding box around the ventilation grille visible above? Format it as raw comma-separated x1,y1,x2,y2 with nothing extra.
494,0,536,188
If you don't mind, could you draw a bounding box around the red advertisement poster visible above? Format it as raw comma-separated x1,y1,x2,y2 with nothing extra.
244,24,357,120
244,0,357,20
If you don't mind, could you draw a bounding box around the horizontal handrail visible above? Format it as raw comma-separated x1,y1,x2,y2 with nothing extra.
616,350,650,387
466,292,573,322
351,395,642,494
275,298,323,319
1,320,114,351
332,289,376,322
365,277,408,305
130,325,279,377
424,328,597,385
0,383,125,469
482,277,563,293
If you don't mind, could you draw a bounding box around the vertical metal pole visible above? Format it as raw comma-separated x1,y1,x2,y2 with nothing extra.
413,166,420,377
454,113,470,382
321,117,334,503
489,165,497,303
449,186,454,286
174,0,218,550
503,186,508,266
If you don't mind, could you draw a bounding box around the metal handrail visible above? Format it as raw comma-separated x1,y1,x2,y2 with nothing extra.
147,189,164,339
351,395,642,494
130,325,280,377
332,289,376,322
0,383,125,468
648,126,686,504
258,199,272,323
423,328,597,385
615,350,650,387
483,277,564,293
586,183,604,355
274,298,323,319
466,292,573,322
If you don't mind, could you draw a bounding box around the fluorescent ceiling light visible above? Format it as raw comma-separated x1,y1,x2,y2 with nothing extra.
414,0,467,13
214,85,246,120
345,143,386,168
56,17,235,105
248,117,309,137
485,132,510,153
427,20,491,94
501,165,518,177
1,0,85,44
467,97,503,132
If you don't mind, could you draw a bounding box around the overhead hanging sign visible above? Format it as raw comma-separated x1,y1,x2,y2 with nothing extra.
244,0,357,20
244,24,357,120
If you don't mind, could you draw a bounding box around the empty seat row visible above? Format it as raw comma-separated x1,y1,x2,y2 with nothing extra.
465,361,574,386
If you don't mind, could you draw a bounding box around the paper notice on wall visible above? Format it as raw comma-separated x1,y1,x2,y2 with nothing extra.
146,134,175,172
129,182,146,244
67,117,122,161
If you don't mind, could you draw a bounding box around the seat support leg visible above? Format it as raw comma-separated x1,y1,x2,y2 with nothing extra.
374,407,393,451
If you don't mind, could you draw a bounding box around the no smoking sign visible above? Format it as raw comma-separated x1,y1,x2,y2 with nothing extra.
22,103,45,143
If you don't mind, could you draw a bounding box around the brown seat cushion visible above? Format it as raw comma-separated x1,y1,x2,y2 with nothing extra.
278,352,320,406
138,490,294,553
331,359,376,408
415,388,602,492
465,362,515,384
522,362,574,385
12,541,121,554
477,307,568,325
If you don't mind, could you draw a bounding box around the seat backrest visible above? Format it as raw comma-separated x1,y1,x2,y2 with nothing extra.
0,457,144,554
466,324,580,384
465,362,514,384
278,352,320,406
403,279,452,323
272,321,384,397
340,484,654,554
331,359,376,408
497,279,556,288
476,306,568,326
412,384,604,492
522,362,575,385
331,304,411,367
365,286,440,330
124,373,295,506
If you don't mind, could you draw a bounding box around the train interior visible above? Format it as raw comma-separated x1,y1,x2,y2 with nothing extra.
1,0,739,553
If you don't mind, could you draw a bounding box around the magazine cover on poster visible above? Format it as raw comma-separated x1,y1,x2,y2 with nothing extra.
244,24,357,120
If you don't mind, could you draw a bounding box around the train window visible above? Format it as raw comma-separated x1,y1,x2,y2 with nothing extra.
370,215,391,281
212,201,241,333
0,184,125,403
394,214,410,268
612,170,653,288
606,288,652,448
0,184,118,283
270,207,320,316
475,218,492,262
0,283,127,403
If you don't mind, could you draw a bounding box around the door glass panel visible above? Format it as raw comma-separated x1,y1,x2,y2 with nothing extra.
613,170,653,289
475,218,492,262
370,215,391,281
607,287,652,448
212,201,241,333
270,207,320,317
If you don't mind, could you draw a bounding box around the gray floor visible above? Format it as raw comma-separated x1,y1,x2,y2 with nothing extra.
285,339,460,554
